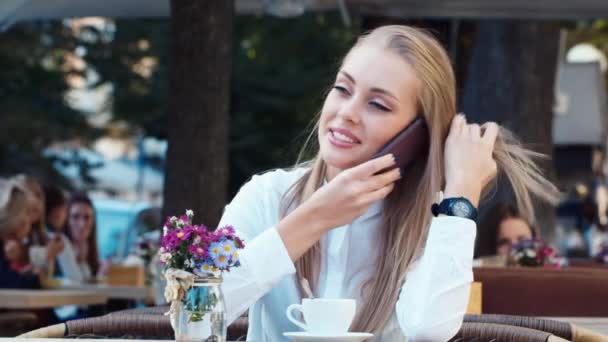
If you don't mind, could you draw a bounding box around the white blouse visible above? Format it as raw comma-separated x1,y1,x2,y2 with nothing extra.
219,168,476,341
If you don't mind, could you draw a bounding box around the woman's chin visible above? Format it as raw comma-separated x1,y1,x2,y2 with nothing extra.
321,154,362,172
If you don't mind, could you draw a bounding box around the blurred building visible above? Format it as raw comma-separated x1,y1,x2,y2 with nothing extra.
553,60,608,189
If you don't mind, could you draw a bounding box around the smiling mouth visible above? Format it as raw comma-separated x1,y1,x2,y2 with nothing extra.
329,129,361,144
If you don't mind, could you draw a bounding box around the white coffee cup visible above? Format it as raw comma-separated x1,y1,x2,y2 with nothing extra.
29,246,47,268
286,298,356,334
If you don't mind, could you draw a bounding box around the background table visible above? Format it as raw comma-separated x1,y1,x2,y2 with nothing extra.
60,284,154,301
0,289,107,309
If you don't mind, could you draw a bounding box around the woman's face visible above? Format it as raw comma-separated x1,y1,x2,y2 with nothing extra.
496,217,533,256
12,208,32,240
26,185,44,224
68,203,94,243
49,204,68,231
319,46,420,179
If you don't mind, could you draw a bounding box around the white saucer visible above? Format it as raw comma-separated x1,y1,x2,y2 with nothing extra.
284,332,374,342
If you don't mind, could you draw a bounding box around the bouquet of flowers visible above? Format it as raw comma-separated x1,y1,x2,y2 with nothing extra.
135,235,157,265
508,238,562,268
158,210,244,327
595,244,608,264
158,210,244,277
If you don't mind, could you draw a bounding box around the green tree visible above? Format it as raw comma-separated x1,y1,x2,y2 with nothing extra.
0,21,94,182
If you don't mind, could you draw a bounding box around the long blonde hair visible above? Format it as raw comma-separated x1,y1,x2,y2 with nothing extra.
0,178,30,239
280,25,560,334
14,175,48,246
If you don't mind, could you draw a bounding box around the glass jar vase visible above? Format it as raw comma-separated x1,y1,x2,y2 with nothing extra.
174,277,226,342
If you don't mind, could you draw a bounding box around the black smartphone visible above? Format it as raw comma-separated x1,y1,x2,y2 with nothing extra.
372,116,429,173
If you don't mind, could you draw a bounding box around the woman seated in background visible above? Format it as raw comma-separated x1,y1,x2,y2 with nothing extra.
64,194,102,282
12,175,64,277
44,184,82,283
0,178,41,289
475,202,536,258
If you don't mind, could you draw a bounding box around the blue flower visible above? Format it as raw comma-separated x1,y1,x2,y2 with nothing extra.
194,261,217,277
219,240,237,257
208,242,222,259
213,254,231,269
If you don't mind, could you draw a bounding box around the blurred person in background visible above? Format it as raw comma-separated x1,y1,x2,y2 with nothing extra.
13,175,63,276
475,202,536,258
64,194,104,281
44,184,81,283
0,178,41,288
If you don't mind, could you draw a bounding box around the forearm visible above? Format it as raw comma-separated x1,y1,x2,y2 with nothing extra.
444,181,481,207
276,203,330,262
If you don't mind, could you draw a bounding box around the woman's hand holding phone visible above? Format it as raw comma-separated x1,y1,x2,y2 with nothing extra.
302,154,401,230
277,154,401,261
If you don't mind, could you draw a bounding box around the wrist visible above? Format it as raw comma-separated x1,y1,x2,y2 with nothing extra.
444,181,481,208
295,202,332,234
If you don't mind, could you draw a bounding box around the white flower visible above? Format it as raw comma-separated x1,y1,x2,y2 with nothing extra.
186,209,194,218
164,283,180,302
160,253,172,263
176,220,185,228
170,216,177,224
193,236,201,245
525,250,536,258
163,226,169,235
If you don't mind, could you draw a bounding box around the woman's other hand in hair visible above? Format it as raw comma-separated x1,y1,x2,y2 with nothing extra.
444,114,498,207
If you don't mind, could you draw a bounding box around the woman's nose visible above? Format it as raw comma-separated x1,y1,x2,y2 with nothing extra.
336,98,362,124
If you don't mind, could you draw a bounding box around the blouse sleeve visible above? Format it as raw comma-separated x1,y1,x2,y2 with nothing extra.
395,216,476,341
218,173,297,324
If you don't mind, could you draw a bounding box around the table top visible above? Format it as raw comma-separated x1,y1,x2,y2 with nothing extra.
0,337,242,342
60,284,154,300
0,289,107,309
0,340,172,342
0,284,154,309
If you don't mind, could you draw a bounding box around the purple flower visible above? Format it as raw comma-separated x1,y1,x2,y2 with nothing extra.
188,244,209,260
175,226,195,241
160,231,180,251
216,225,235,237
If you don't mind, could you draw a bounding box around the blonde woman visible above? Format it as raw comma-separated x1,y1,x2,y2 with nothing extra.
218,26,559,341
0,178,41,288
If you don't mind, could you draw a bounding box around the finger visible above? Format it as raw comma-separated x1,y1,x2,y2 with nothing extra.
348,154,396,179
481,122,499,148
469,124,481,140
364,167,401,191
361,182,395,203
450,113,465,136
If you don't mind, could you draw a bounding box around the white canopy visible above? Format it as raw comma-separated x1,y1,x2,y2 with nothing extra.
0,0,337,29
3,0,608,29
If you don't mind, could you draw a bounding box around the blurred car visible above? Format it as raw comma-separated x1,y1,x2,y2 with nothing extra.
93,199,161,261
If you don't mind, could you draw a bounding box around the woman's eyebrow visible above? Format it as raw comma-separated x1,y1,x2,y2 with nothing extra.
339,70,398,101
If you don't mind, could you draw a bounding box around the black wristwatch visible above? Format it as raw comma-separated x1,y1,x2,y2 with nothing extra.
431,197,477,221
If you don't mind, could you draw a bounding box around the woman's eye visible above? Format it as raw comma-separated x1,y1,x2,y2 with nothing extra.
333,85,350,95
370,101,390,112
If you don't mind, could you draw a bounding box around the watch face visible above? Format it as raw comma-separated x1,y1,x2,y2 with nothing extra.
451,201,472,217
